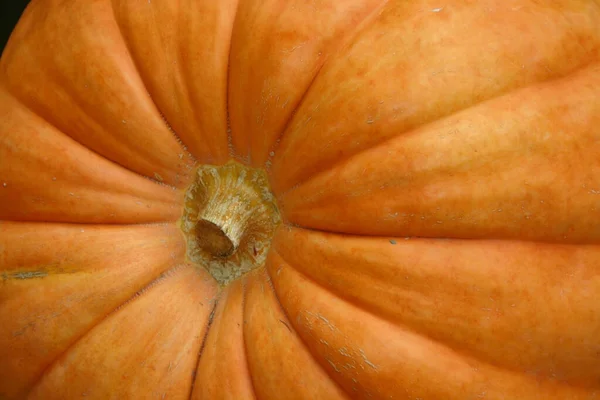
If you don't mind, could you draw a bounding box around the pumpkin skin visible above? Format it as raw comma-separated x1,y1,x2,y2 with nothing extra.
1,0,600,398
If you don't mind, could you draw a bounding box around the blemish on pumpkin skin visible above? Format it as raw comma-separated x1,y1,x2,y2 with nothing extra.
12,322,35,337
2,270,49,280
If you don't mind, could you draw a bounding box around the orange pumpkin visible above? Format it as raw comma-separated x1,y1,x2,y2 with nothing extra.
1,0,600,399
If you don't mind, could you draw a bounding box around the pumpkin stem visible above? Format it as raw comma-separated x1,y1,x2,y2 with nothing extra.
181,161,281,286
194,175,260,257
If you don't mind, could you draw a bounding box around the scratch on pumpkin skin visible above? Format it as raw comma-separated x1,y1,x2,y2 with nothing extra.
326,358,342,373
338,347,352,357
343,363,356,371
307,311,339,332
359,349,378,370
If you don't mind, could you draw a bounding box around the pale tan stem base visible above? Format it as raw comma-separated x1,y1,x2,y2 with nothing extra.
181,161,281,286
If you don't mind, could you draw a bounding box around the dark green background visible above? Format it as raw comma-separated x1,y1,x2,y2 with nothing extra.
1,1,30,55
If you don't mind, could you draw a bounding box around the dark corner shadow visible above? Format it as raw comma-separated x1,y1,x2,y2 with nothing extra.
1,0,31,56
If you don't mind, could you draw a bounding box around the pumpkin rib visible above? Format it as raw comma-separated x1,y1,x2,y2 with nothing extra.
187,295,220,400
224,3,239,163
192,279,258,399
0,221,189,398
0,105,179,195
0,0,197,190
273,56,600,200
261,62,324,170
266,244,455,367
269,239,437,331
241,269,350,399
251,0,391,169
265,249,477,398
273,223,588,246
0,87,185,225
0,220,180,228
262,264,353,400
0,215,184,229
0,82,182,195
27,263,218,399
24,262,199,398
278,60,600,243
107,2,200,169
269,249,599,399
111,0,238,166
271,228,600,387
267,241,496,377
269,0,600,196
93,263,192,325
227,0,391,166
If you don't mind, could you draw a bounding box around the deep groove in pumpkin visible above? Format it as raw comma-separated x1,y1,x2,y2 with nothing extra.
277,58,600,199
0,86,182,197
108,1,199,181
24,262,189,398
224,0,240,163
270,242,600,390
240,277,260,400
268,243,484,369
263,0,391,171
263,266,353,400
187,294,220,400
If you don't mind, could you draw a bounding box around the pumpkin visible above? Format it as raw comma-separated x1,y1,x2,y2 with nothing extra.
1,0,599,398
